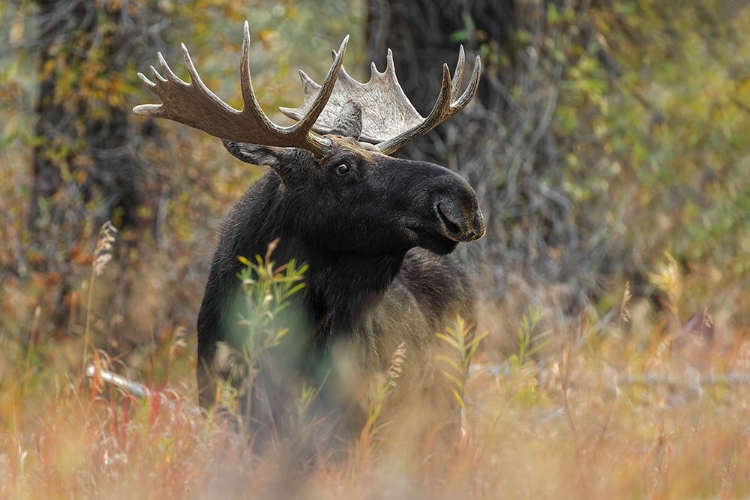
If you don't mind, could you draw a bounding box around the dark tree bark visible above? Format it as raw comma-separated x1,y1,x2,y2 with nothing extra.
367,0,515,115
30,0,147,264
27,0,165,337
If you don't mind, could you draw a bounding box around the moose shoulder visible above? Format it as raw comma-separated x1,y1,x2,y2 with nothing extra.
134,21,484,444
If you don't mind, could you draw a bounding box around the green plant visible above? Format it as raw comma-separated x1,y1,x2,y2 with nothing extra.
352,342,407,476
234,240,308,372
437,317,486,410
509,306,544,372
500,306,549,406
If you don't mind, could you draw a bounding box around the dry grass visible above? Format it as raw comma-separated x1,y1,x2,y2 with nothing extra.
1,240,748,499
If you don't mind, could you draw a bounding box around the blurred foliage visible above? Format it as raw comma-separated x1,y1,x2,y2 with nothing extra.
557,1,750,281
375,0,748,317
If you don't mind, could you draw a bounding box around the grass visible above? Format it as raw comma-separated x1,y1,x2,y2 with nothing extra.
0,224,748,499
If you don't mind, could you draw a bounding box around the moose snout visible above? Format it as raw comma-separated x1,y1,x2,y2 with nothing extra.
435,199,485,242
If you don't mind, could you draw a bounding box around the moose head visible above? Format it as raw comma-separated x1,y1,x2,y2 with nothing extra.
134,22,484,258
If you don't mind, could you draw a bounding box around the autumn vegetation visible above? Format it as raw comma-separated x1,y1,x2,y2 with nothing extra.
0,0,748,498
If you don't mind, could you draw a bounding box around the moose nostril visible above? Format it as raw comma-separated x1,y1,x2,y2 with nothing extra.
437,203,462,237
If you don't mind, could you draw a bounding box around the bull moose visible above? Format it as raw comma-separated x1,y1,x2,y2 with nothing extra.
134,21,484,447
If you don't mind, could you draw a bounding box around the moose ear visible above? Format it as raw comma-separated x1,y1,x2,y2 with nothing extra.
223,141,317,182
330,101,362,140
223,141,288,168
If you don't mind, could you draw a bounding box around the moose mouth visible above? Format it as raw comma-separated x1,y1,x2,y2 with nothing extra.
403,221,456,254
404,207,461,255
405,202,484,255
412,227,460,255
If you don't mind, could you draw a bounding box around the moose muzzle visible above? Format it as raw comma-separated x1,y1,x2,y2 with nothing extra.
435,198,485,243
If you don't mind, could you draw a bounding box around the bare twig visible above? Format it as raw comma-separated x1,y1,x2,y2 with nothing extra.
85,364,201,415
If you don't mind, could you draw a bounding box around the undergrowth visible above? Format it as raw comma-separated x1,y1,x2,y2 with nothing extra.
1,224,748,499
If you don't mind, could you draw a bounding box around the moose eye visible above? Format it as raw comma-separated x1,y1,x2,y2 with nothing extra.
335,164,350,176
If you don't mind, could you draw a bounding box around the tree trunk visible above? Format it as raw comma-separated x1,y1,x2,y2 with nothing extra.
29,0,154,337
31,0,144,264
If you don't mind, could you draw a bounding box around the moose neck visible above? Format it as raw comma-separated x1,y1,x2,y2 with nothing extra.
239,172,408,347
302,248,406,346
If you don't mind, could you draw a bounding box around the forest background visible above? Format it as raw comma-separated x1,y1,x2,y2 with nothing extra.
0,0,748,498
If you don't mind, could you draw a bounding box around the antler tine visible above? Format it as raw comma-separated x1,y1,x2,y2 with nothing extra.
180,44,237,116
161,51,187,86
451,46,466,101
385,49,397,80
238,21,282,133
377,50,481,155
454,55,482,109
132,59,175,116
291,35,349,139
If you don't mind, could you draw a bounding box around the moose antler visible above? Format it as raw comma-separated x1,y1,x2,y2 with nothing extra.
280,47,481,155
133,21,347,156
